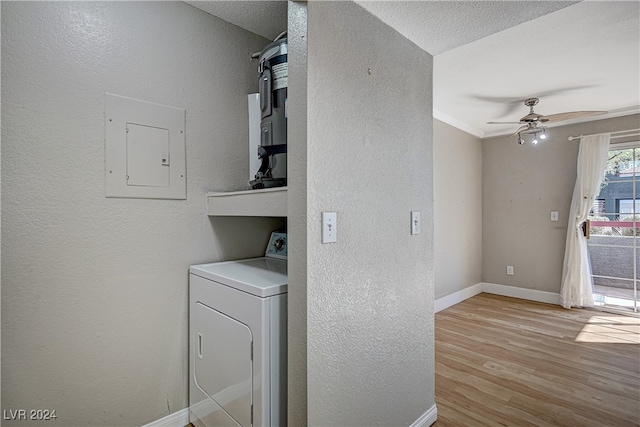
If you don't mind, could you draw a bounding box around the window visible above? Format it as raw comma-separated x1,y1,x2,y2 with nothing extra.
619,199,640,215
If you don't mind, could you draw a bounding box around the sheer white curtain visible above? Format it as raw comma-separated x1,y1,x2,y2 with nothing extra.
560,133,611,309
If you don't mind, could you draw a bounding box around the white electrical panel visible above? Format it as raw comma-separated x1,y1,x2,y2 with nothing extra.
126,123,170,187
105,93,186,199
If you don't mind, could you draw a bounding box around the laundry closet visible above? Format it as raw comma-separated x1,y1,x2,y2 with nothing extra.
187,3,292,426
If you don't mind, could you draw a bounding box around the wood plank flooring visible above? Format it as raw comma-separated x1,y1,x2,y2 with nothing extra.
434,293,640,427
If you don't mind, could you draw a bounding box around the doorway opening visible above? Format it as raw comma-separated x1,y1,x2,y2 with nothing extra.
588,142,639,313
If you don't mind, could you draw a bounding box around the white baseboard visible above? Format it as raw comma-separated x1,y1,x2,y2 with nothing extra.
481,282,561,305
410,404,437,427
150,404,437,427
142,408,189,427
435,282,561,312
435,283,483,313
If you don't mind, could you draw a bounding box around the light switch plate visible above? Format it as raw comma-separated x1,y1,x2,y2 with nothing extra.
322,212,337,244
411,211,421,235
550,211,559,222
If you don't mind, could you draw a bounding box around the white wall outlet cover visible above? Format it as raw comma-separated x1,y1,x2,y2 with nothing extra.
507,266,514,276
322,212,337,244
105,93,186,199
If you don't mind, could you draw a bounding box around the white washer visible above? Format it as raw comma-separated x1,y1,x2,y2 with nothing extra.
189,256,287,427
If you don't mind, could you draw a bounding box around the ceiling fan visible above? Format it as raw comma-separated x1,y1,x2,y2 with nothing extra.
487,97,607,144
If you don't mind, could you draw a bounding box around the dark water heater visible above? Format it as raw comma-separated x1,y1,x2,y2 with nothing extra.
251,37,287,189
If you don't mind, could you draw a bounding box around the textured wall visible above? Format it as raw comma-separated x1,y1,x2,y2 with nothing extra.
434,120,482,299
1,2,280,426
483,114,640,293
286,1,308,426
306,2,435,425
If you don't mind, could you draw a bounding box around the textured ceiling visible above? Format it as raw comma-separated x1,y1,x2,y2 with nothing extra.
434,1,640,137
185,0,640,138
356,1,578,55
184,1,288,40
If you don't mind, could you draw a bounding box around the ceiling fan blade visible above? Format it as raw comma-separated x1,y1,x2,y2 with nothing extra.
471,86,596,117
509,126,529,137
487,121,522,124
540,111,607,123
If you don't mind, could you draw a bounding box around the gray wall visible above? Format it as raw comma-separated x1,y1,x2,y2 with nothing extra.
1,2,281,425
483,114,640,293
287,1,308,426
305,2,435,425
434,120,483,299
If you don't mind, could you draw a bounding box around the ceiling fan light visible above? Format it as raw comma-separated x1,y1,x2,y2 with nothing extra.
540,129,547,140
532,138,538,145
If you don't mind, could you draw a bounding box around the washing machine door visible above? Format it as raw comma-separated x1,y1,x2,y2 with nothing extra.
194,302,253,427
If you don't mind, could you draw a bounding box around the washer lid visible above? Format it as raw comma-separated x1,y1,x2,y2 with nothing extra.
190,257,287,297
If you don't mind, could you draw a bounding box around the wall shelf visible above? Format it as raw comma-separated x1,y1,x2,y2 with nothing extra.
207,187,287,217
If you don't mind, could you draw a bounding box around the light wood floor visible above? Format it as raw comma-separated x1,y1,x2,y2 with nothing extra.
434,293,640,427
